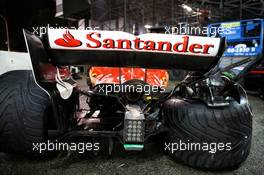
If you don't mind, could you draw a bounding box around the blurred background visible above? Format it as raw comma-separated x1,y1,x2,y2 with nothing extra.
0,0,264,51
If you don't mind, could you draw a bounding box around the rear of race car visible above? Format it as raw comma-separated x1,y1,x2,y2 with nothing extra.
0,28,260,170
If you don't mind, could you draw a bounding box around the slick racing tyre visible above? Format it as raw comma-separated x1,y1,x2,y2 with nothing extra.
161,97,252,170
0,70,50,155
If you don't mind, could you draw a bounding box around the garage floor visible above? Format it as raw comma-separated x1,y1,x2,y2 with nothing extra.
0,95,263,175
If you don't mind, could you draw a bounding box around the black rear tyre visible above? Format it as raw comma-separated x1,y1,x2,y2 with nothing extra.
161,97,252,170
0,70,50,155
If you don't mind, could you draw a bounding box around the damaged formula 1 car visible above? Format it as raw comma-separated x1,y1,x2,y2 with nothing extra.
0,28,262,170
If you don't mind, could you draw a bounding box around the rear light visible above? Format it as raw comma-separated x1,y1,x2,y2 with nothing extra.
123,104,145,151
124,120,144,142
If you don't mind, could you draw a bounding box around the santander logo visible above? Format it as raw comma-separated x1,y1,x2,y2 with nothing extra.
54,31,82,47
49,29,220,57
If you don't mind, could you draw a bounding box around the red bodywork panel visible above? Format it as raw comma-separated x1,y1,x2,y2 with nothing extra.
40,64,71,82
89,67,169,88
249,66,264,74
249,70,264,74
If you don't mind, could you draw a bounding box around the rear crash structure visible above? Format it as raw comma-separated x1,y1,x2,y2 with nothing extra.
0,28,261,170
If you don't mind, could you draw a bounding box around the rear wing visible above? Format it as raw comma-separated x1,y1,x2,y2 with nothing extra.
24,28,225,74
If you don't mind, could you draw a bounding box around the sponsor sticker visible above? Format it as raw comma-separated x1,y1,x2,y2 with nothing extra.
48,28,221,57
